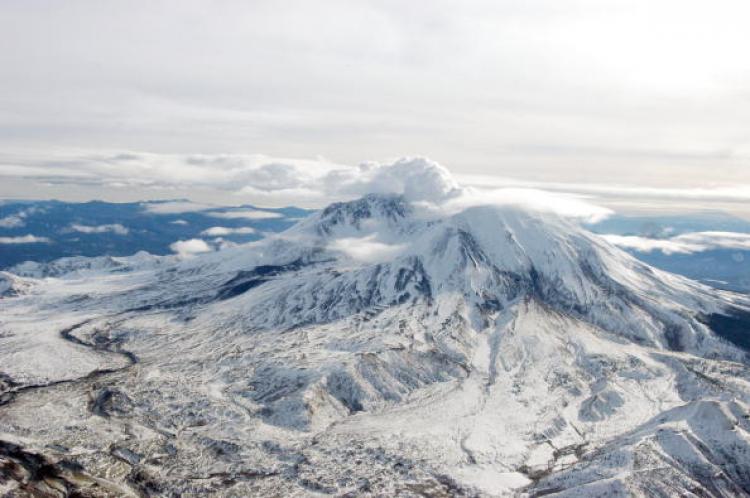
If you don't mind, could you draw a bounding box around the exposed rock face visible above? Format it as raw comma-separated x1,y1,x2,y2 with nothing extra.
1,194,749,497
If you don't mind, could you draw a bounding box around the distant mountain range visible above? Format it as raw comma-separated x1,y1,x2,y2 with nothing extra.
0,199,312,266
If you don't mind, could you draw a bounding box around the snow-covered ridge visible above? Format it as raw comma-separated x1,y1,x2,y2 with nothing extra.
8,250,171,279
1,193,749,496
312,193,412,235
0,271,34,298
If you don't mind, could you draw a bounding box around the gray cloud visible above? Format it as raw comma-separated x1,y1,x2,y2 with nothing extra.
0,0,749,194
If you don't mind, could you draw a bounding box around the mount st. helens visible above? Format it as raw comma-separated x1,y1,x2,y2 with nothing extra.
1,194,750,497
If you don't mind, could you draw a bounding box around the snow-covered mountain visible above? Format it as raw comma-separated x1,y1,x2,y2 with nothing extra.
1,194,750,497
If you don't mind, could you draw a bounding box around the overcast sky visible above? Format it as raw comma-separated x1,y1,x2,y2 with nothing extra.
1,0,749,215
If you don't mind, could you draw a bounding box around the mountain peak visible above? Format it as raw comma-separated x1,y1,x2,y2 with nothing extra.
312,193,412,235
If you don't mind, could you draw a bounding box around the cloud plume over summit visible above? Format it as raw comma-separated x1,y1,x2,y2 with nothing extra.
3,149,749,219
1,152,464,204
1,151,613,221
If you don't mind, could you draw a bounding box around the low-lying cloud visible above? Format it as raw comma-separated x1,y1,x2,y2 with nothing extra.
433,187,613,223
201,226,256,236
603,231,750,255
169,238,213,257
70,223,129,235
0,234,50,244
327,234,407,263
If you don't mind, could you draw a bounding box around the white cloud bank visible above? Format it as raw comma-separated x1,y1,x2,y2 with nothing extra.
603,231,750,255
458,174,750,206
169,239,213,257
201,226,256,236
0,152,614,222
434,187,613,223
0,152,463,206
70,223,129,235
0,235,50,244
328,234,408,263
207,210,282,220
5,150,748,219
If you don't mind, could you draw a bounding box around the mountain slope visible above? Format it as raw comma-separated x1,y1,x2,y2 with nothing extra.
1,194,749,497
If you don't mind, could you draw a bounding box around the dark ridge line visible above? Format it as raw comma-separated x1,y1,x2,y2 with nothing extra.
698,307,750,352
0,439,103,496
